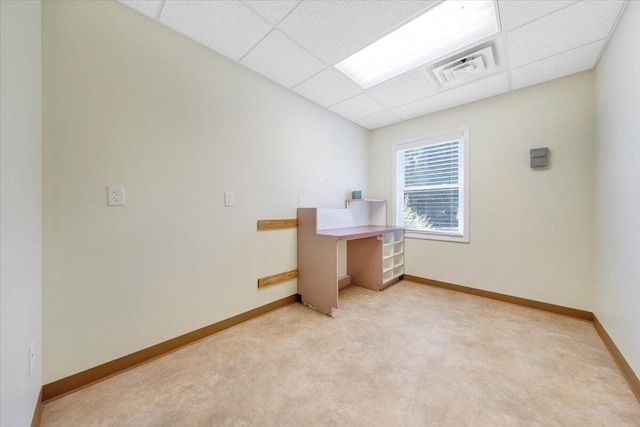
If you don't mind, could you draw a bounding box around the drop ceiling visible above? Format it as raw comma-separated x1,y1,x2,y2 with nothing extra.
118,0,627,130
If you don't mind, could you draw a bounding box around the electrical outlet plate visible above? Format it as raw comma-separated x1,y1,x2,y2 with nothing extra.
107,186,125,206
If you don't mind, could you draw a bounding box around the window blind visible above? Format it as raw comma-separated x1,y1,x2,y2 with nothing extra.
395,134,465,236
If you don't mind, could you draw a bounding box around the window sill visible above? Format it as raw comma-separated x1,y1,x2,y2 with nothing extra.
404,231,469,243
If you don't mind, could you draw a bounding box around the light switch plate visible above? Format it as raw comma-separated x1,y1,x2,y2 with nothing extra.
224,191,235,207
29,342,35,376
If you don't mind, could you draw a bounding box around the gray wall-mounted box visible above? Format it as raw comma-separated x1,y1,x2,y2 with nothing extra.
530,147,549,168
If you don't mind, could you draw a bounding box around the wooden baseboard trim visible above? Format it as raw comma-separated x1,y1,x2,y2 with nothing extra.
593,314,640,403
42,294,300,403
258,269,298,288
403,275,593,321
30,387,43,427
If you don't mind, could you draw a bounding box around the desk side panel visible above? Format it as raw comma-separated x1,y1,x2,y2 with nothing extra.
297,208,338,315
347,236,383,291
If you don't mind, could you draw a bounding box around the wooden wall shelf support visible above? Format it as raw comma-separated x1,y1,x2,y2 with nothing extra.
258,269,299,288
257,219,298,230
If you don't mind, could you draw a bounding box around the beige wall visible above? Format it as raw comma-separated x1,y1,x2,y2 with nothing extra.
594,1,640,377
39,0,639,390
0,1,43,425
42,0,368,383
370,71,596,310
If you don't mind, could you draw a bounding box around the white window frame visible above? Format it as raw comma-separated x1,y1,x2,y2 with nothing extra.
393,127,470,243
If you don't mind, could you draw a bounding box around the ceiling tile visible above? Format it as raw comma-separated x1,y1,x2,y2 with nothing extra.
355,111,401,130
393,72,510,120
160,0,273,61
293,68,361,107
366,70,437,109
498,0,577,32
278,0,437,64
118,0,164,19
329,94,385,121
122,0,629,129
507,0,625,69
240,1,300,25
241,30,325,88
511,39,605,90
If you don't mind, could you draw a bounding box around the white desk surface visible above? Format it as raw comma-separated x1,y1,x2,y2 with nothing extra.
317,225,403,240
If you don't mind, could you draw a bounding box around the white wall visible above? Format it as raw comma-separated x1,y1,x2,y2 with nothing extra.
42,0,368,383
370,72,596,310
0,1,43,426
594,1,640,378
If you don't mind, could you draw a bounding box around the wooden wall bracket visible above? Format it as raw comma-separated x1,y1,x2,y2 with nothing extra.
258,269,298,288
257,219,298,230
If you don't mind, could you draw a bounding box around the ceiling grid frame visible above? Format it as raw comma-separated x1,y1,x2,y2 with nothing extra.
239,0,303,26
156,0,166,20
493,1,514,92
119,0,628,130
591,0,630,67
499,0,579,33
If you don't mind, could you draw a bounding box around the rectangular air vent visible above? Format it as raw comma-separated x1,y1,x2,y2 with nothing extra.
422,40,503,90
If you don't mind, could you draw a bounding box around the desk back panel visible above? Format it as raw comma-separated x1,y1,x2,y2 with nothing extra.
316,200,387,230
316,207,357,230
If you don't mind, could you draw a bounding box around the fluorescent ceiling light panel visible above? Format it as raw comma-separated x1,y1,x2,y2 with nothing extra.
335,0,499,89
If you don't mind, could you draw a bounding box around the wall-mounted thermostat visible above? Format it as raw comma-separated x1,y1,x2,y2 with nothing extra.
530,147,549,168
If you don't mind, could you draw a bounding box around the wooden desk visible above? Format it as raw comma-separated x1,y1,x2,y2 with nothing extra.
297,202,404,316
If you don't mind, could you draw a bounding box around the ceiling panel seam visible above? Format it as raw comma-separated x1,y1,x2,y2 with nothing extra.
592,0,629,68
511,38,608,74
273,0,303,26
270,30,334,71
291,65,361,94
500,0,578,34
494,1,514,91
379,71,509,113
500,34,514,91
238,27,277,63
326,91,367,109
359,109,403,123
156,0,166,20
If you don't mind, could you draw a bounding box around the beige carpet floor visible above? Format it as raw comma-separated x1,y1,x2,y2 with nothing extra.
41,281,640,426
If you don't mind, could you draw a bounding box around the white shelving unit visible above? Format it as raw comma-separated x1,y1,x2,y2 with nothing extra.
382,229,404,286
